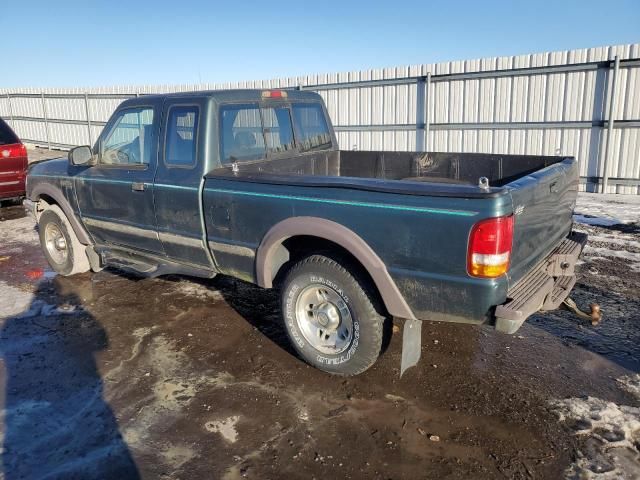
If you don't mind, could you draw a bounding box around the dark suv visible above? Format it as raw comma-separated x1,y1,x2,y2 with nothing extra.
0,117,28,203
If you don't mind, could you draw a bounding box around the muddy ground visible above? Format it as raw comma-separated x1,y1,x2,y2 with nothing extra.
0,156,639,479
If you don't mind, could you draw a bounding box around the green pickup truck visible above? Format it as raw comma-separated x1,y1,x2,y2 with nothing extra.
26,89,586,375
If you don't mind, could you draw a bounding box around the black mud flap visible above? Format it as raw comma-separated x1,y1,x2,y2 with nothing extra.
400,319,422,377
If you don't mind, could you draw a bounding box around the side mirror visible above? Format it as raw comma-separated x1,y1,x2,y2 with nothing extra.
68,146,95,166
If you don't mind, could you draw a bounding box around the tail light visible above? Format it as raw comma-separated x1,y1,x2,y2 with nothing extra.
1,143,27,159
467,215,514,278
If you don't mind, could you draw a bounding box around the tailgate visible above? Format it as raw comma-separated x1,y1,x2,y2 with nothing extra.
507,158,578,285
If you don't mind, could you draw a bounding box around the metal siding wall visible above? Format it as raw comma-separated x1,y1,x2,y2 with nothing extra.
2,43,639,193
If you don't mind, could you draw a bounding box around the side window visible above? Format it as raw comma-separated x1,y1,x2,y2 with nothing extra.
292,103,332,152
220,104,266,164
101,107,154,165
165,106,199,167
262,107,295,155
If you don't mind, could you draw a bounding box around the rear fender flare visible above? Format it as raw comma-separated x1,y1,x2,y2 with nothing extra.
255,216,416,320
30,183,92,245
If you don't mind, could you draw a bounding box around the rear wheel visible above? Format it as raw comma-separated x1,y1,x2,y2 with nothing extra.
38,205,90,276
281,254,385,376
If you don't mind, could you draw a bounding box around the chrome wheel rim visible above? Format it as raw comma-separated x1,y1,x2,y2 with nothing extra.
294,284,353,354
44,223,68,265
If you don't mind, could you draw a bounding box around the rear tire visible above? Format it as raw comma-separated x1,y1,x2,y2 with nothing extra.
38,205,90,276
281,254,385,376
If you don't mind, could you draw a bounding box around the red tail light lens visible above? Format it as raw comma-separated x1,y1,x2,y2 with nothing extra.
261,90,287,99
1,143,27,159
467,215,514,278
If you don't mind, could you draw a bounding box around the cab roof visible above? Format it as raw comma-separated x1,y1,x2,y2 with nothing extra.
121,89,322,104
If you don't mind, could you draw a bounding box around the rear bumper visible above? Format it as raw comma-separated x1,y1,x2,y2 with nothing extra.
0,177,26,199
494,231,587,334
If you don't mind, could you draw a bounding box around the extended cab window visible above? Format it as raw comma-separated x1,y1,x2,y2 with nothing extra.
165,106,199,167
220,104,266,164
292,103,332,152
101,107,154,166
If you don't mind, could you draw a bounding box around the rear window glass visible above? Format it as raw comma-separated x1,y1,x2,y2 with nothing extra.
220,104,266,164
262,107,296,155
0,118,19,146
292,104,331,152
165,106,199,167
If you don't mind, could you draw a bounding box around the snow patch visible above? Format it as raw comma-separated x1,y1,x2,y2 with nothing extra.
166,280,224,302
575,193,640,226
617,375,640,401
583,245,640,271
205,415,240,443
0,281,34,318
0,216,38,248
574,215,623,227
551,392,640,479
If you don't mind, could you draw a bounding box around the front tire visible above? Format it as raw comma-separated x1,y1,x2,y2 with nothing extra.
281,254,385,376
38,205,90,276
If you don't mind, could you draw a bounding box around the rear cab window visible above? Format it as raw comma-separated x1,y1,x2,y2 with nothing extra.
220,104,266,164
219,101,331,165
262,106,295,154
292,103,332,152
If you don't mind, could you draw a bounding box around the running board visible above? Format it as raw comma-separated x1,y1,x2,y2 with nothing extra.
95,246,216,279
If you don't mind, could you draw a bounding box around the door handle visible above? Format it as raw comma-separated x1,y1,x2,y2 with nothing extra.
131,182,145,192
550,181,559,193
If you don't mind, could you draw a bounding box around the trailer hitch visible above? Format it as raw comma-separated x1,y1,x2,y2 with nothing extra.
562,297,602,326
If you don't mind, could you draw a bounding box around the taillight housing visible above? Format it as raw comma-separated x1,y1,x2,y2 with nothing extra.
1,143,27,159
261,90,287,99
467,215,514,278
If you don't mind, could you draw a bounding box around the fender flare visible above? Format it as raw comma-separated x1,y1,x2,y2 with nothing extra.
255,217,416,320
30,183,92,245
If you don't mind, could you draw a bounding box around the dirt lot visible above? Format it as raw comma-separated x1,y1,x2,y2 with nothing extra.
0,151,639,479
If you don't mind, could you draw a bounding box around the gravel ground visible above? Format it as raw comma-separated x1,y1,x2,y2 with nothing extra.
0,153,638,479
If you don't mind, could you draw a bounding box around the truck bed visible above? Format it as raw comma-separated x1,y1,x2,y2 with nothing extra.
204,149,578,325
208,150,566,198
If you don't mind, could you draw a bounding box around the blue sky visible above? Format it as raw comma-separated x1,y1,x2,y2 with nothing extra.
5,0,639,88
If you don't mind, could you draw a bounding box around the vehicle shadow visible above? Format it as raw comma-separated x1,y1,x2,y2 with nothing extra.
206,274,297,356
182,273,393,360
0,276,140,479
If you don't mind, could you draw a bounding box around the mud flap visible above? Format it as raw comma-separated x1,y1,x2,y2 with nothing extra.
400,319,422,377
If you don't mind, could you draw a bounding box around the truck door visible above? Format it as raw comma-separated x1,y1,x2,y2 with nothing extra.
75,99,164,254
153,97,212,267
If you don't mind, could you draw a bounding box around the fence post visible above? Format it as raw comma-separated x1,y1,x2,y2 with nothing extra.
84,93,93,146
41,92,51,150
415,76,426,151
425,72,431,151
6,93,14,125
601,55,620,194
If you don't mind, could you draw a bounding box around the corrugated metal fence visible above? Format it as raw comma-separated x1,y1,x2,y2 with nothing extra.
1,43,639,194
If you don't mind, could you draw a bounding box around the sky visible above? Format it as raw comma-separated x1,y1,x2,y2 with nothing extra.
4,0,640,88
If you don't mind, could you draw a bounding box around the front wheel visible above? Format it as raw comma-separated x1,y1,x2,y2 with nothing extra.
38,205,90,276
281,254,385,376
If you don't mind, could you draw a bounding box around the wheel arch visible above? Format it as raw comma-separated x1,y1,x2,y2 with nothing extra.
255,217,416,320
30,183,92,245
